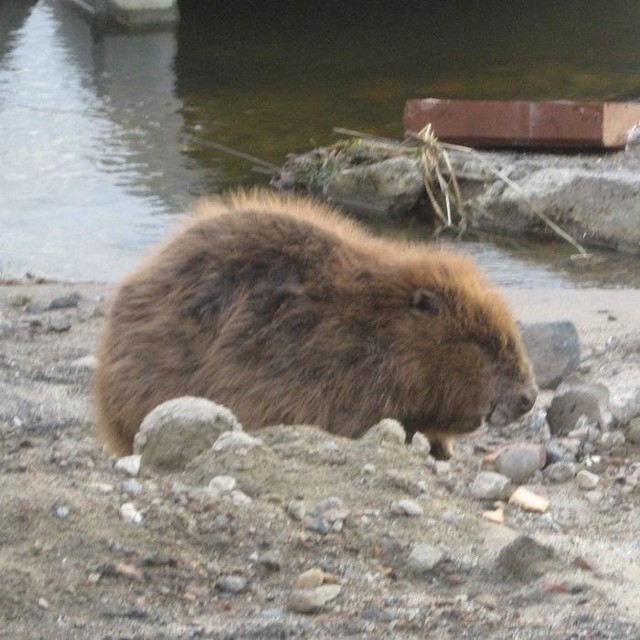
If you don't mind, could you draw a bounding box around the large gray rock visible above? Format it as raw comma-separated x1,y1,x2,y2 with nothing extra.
474,165,640,254
323,156,424,218
134,397,241,473
547,380,614,436
520,321,580,389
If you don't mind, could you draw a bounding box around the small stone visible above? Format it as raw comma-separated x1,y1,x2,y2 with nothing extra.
294,568,326,590
600,431,625,450
8,293,30,308
627,417,640,444
545,438,578,463
120,502,143,524
584,490,603,505
286,499,306,521
38,598,50,610
509,487,550,513
53,504,71,519
0,319,16,338
114,455,141,477
288,584,341,613
311,496,344,517
482,505,505,524
120,479,142,496
543,461,578,484
216,575,247,594
360,419,406,445
212,430,261,452
47,316,71,333
94,482,115,494
208,475,237,494
70,355,98,370
48,292,81,310
470,471,513,501
230,490,252,506
362,463,376,475
390,499,424,516
494,535,554,581
306,518,332,535
406,543,445,574
576,469,600,490
441,511,459,526
260,608,284,620
410,432,431,455
258,550,282,573
494,443,546,484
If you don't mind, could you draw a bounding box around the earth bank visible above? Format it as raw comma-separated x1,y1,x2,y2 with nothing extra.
1,282,640,639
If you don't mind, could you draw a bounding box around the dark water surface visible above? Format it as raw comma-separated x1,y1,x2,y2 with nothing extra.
1,0,639,284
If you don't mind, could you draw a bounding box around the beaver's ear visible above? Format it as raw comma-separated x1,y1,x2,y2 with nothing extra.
411,288,441,315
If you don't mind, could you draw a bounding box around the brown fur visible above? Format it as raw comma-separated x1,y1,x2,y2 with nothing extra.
94,190,537,456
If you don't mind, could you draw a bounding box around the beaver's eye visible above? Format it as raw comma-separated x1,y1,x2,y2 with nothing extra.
411,289,441,315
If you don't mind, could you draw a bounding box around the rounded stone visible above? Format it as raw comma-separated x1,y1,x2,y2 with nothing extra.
406,543,445,574
494,444,546,484
470,471,512,501
288,584,341,614
134,397,241,473
360,419,406,446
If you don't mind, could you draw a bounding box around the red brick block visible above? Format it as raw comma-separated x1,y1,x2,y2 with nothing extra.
403,99,640,149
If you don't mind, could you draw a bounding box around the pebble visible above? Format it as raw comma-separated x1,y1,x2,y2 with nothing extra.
260,608,284,620
627,417,640,444
311,496,344,517
48,292,81,310
230,490,252,506
360,418,406,445
70,355,98,370
114,455,141,477
405,543,444,574
8,293,30,308
410,432,431,455
482,505,505,524
576,469,600,490
120,502,143,524
362,463,376,474
288,584,341,613
120,479,142,496
470,471,512,501
543,461,578,484
494,443,546,484
47,316,72,333
294,568,326,590
286,499,306,521
212,430,262,452
216,575,247,594
509,487,550,513
583,490,603,505
208,475,237,494
258,550,282,572
494,535,554,581
390,499,424,516
599,430,625,450
545,438,578,463
53,504,71,519
0,319,16,338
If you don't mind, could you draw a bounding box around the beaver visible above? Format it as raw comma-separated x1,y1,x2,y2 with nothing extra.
94,190,537,458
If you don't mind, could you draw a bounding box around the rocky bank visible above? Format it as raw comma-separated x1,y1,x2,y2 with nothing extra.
1,282,640,639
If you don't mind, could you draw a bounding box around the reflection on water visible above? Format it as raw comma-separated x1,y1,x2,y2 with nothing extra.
0,0,639,284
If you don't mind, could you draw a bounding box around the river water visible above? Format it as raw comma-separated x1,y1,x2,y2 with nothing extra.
1,0,639,285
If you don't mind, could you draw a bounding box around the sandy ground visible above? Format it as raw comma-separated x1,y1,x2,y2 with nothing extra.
1,281,640,639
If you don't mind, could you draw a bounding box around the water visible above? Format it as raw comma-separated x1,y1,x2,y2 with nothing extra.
1,0,639,285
